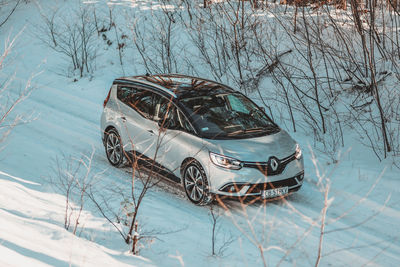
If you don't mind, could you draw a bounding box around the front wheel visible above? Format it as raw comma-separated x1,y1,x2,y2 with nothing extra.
183,162,212,205
104,129,124,167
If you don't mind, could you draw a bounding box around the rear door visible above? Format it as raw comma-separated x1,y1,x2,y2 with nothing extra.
116,85,159,160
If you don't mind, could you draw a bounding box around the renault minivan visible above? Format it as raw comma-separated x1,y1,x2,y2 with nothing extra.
101,74,304,205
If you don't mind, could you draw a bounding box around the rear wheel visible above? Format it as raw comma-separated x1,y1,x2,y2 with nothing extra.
105,129,124,167
183,161,212,205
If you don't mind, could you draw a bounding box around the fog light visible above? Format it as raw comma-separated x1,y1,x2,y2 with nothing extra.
220,183,246,193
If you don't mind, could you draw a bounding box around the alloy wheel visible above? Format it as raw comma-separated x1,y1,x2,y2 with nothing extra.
184,165,206,203
106,131,123,166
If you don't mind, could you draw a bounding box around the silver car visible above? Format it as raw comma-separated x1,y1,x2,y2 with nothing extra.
101,74,304,205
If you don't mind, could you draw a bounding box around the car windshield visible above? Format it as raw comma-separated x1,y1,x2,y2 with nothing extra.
180,92,279,139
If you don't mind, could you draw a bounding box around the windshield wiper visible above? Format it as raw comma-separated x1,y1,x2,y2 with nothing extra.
260,125,280,133
228,125,279,136
227,129,246,136
227,127,265,136
247,127,269,132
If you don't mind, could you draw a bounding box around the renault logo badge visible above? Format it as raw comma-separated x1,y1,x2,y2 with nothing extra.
270,158,279,171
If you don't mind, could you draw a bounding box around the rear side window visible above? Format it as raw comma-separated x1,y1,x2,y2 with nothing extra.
117,86,156,119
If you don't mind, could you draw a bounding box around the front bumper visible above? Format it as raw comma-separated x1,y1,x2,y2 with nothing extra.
216,172,304,198
207,155,304,198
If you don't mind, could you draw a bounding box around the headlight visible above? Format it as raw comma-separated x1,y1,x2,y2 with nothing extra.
209,152,242,170
295,144,302,159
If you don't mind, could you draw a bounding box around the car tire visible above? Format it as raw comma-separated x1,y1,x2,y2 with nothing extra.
104,128,124,167
183,161,213,205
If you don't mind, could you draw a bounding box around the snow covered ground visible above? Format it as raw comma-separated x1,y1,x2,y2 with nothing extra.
0,0,399,266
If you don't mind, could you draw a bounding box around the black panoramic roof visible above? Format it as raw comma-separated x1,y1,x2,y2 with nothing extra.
114,74,235,99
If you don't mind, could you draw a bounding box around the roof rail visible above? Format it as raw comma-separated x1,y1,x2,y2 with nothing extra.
133,73,234,91
114,77,177,98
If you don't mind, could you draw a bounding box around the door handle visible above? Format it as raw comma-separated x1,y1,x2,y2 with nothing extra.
148,129,155,135
121,116,126,122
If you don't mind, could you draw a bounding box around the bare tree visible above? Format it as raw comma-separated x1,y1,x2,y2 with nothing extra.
48,150,97,235
209,204,234,257
89,93,192,254
0,0,21,28
39,5,97,78
131,8,180,74
213,145,391,266
0,30,34,148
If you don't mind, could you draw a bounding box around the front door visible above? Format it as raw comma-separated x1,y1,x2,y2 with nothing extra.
153,97,200,177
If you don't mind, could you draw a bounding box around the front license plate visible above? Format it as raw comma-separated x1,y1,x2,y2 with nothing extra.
261,187,288,199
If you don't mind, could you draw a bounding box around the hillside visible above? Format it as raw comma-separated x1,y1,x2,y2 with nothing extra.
0,0,399,266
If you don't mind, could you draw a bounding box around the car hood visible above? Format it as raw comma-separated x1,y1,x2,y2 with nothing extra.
203,130,297,162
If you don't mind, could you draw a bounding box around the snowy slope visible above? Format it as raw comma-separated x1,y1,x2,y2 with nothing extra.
0,1,399,266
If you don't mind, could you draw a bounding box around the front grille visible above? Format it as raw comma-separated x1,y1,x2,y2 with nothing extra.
242,153,296,176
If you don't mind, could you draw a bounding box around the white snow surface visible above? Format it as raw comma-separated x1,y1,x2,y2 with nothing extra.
0,1,399,266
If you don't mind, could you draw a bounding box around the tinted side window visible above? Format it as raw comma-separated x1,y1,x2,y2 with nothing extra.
154,96,195,133
117,86,156,119
178,110,195,134
117,86,133,104
154,96,174,122
154,96,175,127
